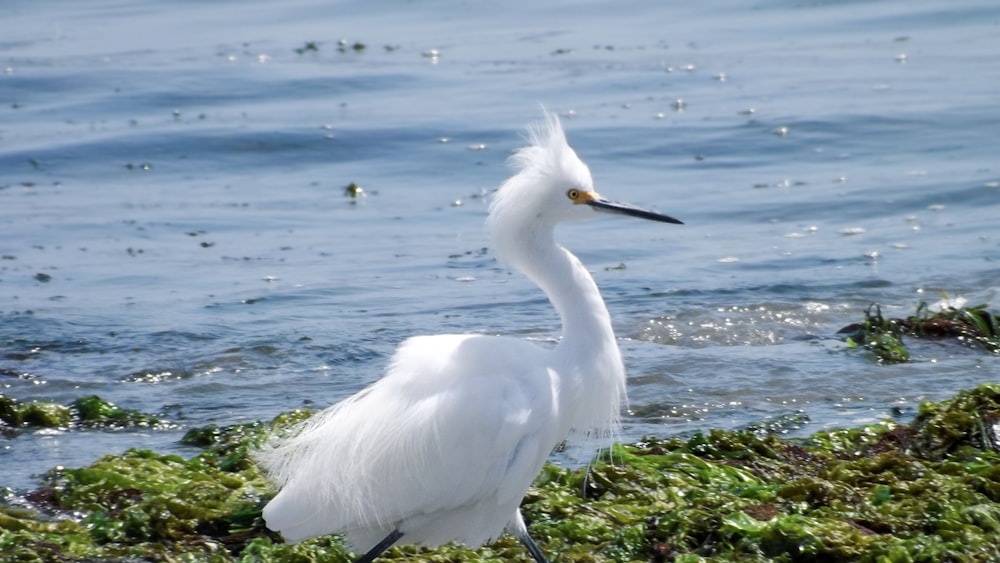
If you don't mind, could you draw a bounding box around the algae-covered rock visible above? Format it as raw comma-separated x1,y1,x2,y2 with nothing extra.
3,387,1000,561
0,393,168,430
0,394,71,428
20,401,72,428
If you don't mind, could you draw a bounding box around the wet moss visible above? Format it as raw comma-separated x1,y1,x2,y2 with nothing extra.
21,401,72,428
71,395,169,429
4,387,1000,561
0,394,169,431
180,409,312,472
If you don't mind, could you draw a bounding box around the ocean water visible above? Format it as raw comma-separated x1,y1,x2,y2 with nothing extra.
1,0,998,491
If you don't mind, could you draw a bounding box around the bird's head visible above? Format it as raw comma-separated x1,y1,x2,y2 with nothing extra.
488,112,681,257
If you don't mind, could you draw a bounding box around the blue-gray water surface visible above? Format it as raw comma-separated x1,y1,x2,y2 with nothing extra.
2,0,998,491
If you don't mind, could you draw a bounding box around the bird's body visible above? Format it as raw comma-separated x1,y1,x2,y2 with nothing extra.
257,112,681,562
260,331,601,551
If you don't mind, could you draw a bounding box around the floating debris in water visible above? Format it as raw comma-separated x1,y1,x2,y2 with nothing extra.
295,41,320,54
338,39,366,53
344,182,365,198
839,227,866,236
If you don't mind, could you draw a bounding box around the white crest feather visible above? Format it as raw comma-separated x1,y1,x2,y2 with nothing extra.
488,111,593,266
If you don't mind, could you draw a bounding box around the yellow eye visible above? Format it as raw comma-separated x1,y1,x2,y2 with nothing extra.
567,189,581,202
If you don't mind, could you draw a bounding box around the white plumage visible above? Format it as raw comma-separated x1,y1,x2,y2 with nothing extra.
256,112,681,562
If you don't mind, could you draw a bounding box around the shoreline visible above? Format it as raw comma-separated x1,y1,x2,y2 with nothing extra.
3,383,999,561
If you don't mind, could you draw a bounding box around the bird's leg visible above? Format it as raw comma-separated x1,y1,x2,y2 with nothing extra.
509,509,551,563
354,529,404,563
514,529,550,563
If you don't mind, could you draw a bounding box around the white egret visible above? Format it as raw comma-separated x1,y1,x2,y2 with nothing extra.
256,112,682,563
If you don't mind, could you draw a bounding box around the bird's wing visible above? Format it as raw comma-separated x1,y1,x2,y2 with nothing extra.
259,334,558,545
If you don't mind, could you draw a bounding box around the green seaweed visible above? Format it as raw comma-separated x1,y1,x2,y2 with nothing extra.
909,383,1000,459
4,386,1000,561
841,300,1000,363
840,304,910,364
906,300,1000,354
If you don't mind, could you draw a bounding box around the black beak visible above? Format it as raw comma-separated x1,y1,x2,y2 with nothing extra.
586,198,683,225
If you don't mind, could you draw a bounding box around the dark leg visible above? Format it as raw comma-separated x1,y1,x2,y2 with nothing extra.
514,529,550,563
354,529,404,563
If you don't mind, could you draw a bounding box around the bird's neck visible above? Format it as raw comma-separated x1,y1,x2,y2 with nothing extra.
503,226,626,434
